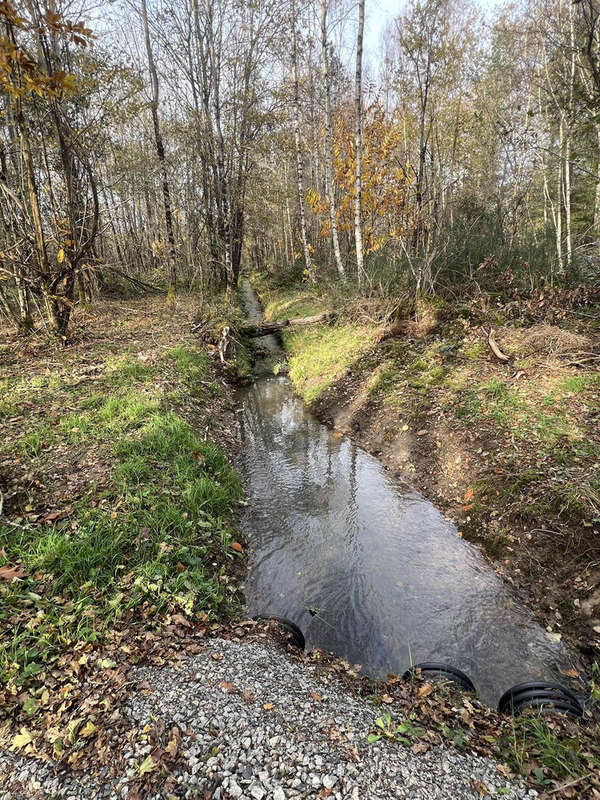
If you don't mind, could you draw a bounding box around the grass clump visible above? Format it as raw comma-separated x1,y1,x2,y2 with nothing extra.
500,714,600,790
106,354,157,384
285,323,377,404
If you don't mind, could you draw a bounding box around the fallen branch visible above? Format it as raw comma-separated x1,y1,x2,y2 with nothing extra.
483,327,510,362
218,325,232,364
547,774,592,796
103,266,167,294
242,310,337,337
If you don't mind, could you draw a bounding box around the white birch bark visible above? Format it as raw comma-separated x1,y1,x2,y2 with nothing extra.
291,0,315,282
320,0,345,279
354,0,365,286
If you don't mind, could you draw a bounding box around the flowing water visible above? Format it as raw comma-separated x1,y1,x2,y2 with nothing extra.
238,283,578,706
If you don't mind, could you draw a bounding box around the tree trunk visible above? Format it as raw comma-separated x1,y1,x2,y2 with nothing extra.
320,0,344,279
564,0,575,271
594,125,600,242
291,0,315,283
556,118,564,281
141,0,177,294
354,0,365,287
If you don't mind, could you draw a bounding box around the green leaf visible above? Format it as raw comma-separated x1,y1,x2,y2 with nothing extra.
22,697,38,716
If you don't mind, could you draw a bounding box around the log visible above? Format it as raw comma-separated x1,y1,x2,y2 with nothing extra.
242,310,337,337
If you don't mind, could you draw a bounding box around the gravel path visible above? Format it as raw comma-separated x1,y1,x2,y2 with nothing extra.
0,638,536,800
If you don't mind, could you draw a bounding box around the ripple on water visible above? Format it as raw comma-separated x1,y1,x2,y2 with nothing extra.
239,286,578,706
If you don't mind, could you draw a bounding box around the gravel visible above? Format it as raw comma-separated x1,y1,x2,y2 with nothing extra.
0,638,537,799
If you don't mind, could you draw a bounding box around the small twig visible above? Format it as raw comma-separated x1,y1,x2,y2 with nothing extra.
547,774,592,796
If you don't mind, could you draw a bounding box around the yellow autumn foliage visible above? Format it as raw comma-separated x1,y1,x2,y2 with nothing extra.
307,102,413,255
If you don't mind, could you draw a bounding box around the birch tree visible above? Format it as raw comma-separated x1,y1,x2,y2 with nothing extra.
354,0,365,284
320,0,345,278
291,0,315,282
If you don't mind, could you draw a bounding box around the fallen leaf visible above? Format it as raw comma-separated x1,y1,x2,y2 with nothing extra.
11,728,32,750
0,564,28,581
560,668,580,679
138,754,157,775
418,684,433,697
310,692,322,702
381,693,393,703
80,721,97,738
211,652,222,661
416,429,427,436
464,488,474,501
471,779,488,797
165,736,178,758
220,681,235,692
231,542,243,553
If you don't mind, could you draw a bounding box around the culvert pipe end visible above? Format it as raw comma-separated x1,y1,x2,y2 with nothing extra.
402,663,476,693
498,682,584,718
252,615,305,649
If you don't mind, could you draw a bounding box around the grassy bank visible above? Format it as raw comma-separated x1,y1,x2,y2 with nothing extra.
0,296,245,696
257,278,600,659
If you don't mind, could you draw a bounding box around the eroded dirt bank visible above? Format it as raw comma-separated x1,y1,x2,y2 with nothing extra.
256,281,600,666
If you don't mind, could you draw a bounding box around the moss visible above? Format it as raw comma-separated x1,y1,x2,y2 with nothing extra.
462,340,487,360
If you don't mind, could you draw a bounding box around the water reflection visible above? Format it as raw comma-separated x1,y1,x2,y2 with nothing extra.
239,291,577,706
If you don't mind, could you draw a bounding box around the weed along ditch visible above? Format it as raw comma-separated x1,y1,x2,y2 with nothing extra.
238,282,586,712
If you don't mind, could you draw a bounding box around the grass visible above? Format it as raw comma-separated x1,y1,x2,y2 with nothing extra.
0,314,243,689
284,323,378,404
264,288,331,322
500,714,600,790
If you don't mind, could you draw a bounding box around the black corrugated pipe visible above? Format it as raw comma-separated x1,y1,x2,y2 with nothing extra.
498,682,584,718
252,615,305,649
403,663,476,693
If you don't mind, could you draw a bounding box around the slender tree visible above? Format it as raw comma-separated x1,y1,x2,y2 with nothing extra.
141,0,177,293
320,0,345,278
354,0,365,285
291,0,315,282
